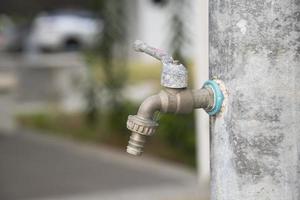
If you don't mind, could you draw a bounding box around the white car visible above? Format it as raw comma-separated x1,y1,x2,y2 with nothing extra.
27,10,103,52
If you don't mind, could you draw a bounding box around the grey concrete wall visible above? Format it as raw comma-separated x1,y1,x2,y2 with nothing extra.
209,0,299,199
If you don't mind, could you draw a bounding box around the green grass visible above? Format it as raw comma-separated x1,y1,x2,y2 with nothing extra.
84,54,195,85
16,57,198,167
17,109,197,167
127,61,161,83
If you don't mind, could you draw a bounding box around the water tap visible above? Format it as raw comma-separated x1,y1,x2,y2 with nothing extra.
126,40,224,156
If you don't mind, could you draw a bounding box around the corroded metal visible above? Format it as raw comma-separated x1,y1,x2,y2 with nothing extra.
161,62,188,88
133,40,188,88
127,40,224,156
133,40,173,63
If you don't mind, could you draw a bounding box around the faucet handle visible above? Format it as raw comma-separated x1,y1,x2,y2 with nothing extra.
133,40,174,64
133,40,188,89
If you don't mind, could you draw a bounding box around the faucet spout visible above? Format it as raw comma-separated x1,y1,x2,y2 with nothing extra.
137,94,161,119
126,94,161,156
126,40,225,156
126,87,216,156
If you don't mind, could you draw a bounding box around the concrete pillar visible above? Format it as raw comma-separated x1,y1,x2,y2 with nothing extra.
209,0,299,199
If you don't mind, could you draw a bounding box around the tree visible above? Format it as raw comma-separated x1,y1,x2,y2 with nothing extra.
85,0,129,126
168,0,190,66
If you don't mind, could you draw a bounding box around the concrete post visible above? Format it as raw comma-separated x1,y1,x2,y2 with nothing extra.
209,0,299,200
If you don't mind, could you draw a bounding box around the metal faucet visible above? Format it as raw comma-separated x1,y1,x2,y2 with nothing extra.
126,40,224,156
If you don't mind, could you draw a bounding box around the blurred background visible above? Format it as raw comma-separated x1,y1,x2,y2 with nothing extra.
0,0,208,199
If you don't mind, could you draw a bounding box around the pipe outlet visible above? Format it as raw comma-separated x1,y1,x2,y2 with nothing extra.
126,40,225,156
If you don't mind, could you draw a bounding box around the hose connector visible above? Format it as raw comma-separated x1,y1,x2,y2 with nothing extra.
126,115,158,156
126,40,226,156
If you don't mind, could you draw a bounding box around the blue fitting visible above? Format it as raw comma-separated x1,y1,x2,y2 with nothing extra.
203,80,224,115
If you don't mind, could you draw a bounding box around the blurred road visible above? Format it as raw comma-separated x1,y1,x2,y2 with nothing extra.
0,53,18,132
0,131,206,200
0,52,208,200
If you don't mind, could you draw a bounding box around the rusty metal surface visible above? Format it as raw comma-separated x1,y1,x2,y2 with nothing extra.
133,40,188,88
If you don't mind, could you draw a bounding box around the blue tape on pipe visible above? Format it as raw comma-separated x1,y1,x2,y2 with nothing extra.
203,80,224,115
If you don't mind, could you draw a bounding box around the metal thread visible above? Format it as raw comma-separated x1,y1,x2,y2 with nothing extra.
126,132,147,156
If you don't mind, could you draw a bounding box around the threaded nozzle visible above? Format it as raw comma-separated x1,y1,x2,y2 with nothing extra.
127,132,147,156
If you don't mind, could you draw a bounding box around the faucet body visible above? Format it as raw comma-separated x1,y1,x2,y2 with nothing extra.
126,40,224,156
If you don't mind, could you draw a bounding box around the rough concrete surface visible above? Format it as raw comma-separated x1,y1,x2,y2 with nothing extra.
209,0,299,199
